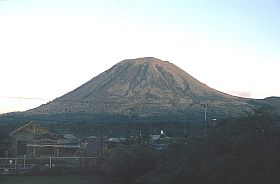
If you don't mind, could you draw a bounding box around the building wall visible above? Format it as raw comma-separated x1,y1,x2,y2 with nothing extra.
10,133,33,157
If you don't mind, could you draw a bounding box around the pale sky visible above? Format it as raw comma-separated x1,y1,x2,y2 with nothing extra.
0,0,280,113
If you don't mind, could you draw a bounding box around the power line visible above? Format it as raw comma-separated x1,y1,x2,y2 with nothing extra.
0,96,50,101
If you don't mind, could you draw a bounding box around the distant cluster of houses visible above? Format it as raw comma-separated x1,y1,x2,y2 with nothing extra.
0,121,172,175
8,121,172,158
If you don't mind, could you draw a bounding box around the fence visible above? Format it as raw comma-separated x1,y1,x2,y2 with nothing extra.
0,156,99,175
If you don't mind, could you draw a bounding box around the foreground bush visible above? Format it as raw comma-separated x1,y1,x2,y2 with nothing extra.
101,144,158,181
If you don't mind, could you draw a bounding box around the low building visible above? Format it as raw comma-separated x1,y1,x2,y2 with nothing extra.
10,122,83,158
149,130,171,150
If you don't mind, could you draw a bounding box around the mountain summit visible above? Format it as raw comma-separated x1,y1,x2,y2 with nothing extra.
27,57,251,121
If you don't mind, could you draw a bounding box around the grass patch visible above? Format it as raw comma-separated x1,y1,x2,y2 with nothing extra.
0,175,122,184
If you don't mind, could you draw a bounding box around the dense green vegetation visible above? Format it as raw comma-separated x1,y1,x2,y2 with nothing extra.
0,110,206,124
100,109,280,184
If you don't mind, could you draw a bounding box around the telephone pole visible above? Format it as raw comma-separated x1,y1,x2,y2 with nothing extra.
201,103,208,132
33,123,36,157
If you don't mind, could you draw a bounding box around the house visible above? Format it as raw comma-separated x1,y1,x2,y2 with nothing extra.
10,122,83,158
149,130,171,150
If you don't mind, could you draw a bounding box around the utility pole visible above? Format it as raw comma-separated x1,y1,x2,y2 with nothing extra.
201,103,208,133
33,123,36,157
100,120,104,152
82,118,86,142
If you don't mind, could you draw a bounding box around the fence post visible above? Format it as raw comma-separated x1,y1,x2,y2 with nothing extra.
24,154,26,169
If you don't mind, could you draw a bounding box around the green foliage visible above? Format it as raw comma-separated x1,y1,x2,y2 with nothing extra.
133,109,280,184
101,144,158,181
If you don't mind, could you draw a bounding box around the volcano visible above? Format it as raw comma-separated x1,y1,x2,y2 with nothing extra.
26,57,252,122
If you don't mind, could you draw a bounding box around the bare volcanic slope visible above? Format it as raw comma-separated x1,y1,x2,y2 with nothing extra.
27,57,251,120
